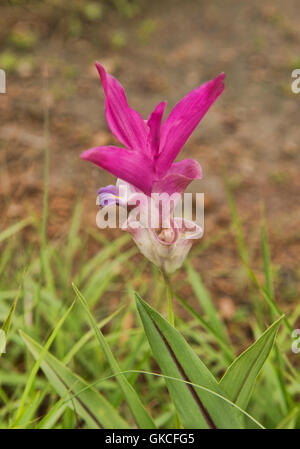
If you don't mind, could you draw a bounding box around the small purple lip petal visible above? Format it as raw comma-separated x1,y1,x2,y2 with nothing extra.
157,72,225,176
94,61,148,153
97,185,119,197
97,195,119,209
97,184,119,209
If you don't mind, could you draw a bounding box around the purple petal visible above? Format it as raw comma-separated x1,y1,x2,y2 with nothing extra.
95,62,148,152
97,185,119,209
152,158,202,195
81,146,154,195
157,73,225,175
146,101,167,157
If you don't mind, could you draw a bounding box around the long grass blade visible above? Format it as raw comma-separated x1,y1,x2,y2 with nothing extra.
73,283,156,429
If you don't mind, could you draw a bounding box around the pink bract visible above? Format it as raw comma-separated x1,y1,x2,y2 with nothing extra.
80,62,225,196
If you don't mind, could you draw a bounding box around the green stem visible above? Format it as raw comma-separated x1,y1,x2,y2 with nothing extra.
161,270,180,429
162,270,174,327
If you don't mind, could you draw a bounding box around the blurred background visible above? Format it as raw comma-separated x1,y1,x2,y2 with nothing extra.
0,0,300,374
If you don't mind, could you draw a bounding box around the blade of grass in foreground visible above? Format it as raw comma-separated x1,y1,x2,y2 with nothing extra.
225,182,250,266
276,407,299,429
36,390,70,429
63,304,125,364
175,293,235,362
65,370,264,429
186,262,230,346
219,316,284,409
0,217,34,244
0,288,20,356
227,192,293,414
20,331,129,429
76,233,131,284
11,390,41,429
135,293,244,429
261,216,274,317
260,217,292,411
227,186,293,332
73,283,156,429
14,301,75,425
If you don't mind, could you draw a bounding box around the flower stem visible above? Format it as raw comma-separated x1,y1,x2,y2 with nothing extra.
162,270,181,429
162,270,175,327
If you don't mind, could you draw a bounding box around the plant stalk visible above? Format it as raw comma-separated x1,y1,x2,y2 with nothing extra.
162,270,175,327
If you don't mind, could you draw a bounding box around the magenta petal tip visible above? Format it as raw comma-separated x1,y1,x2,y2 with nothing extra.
95,60,103,72
80,150,91,160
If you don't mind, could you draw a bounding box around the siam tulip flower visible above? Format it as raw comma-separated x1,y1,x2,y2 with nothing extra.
81,62,225,273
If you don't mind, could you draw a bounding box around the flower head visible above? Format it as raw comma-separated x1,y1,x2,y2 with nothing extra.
81,62,225,273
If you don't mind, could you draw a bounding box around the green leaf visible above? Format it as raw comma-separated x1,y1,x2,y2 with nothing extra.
135,293,244,429
73,283,156,429
219,316,284,409
186,263,230,347
226,183,250,265
261,216,274,304
12,390,42,429
0,288,20,356
14,301,75,424
276,407,299,429
37,395,67,429
261,217,292,410
0,217,34,244
20,331,129,429
226,187,292,333
63,304,125,365
175,293,235,362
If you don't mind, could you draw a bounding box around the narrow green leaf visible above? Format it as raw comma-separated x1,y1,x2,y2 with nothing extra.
0,217,34,244
276,407,299,429
245,265,292,332
135,293,243,429
63,304,125,364
226,183,250,265
175,293,235,362
11,390,41,429
186,263,230,346
76,233,131,284
20,331,129,429
14,301,75,423
226,188,292,332
0,288,20,356
260,215,293,411
73,283,156,429
37,397,67,429
261,217,274,304
220,316,284,409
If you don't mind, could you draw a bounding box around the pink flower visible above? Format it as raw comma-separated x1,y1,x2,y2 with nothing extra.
81,62,224,196
81,62,225,273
